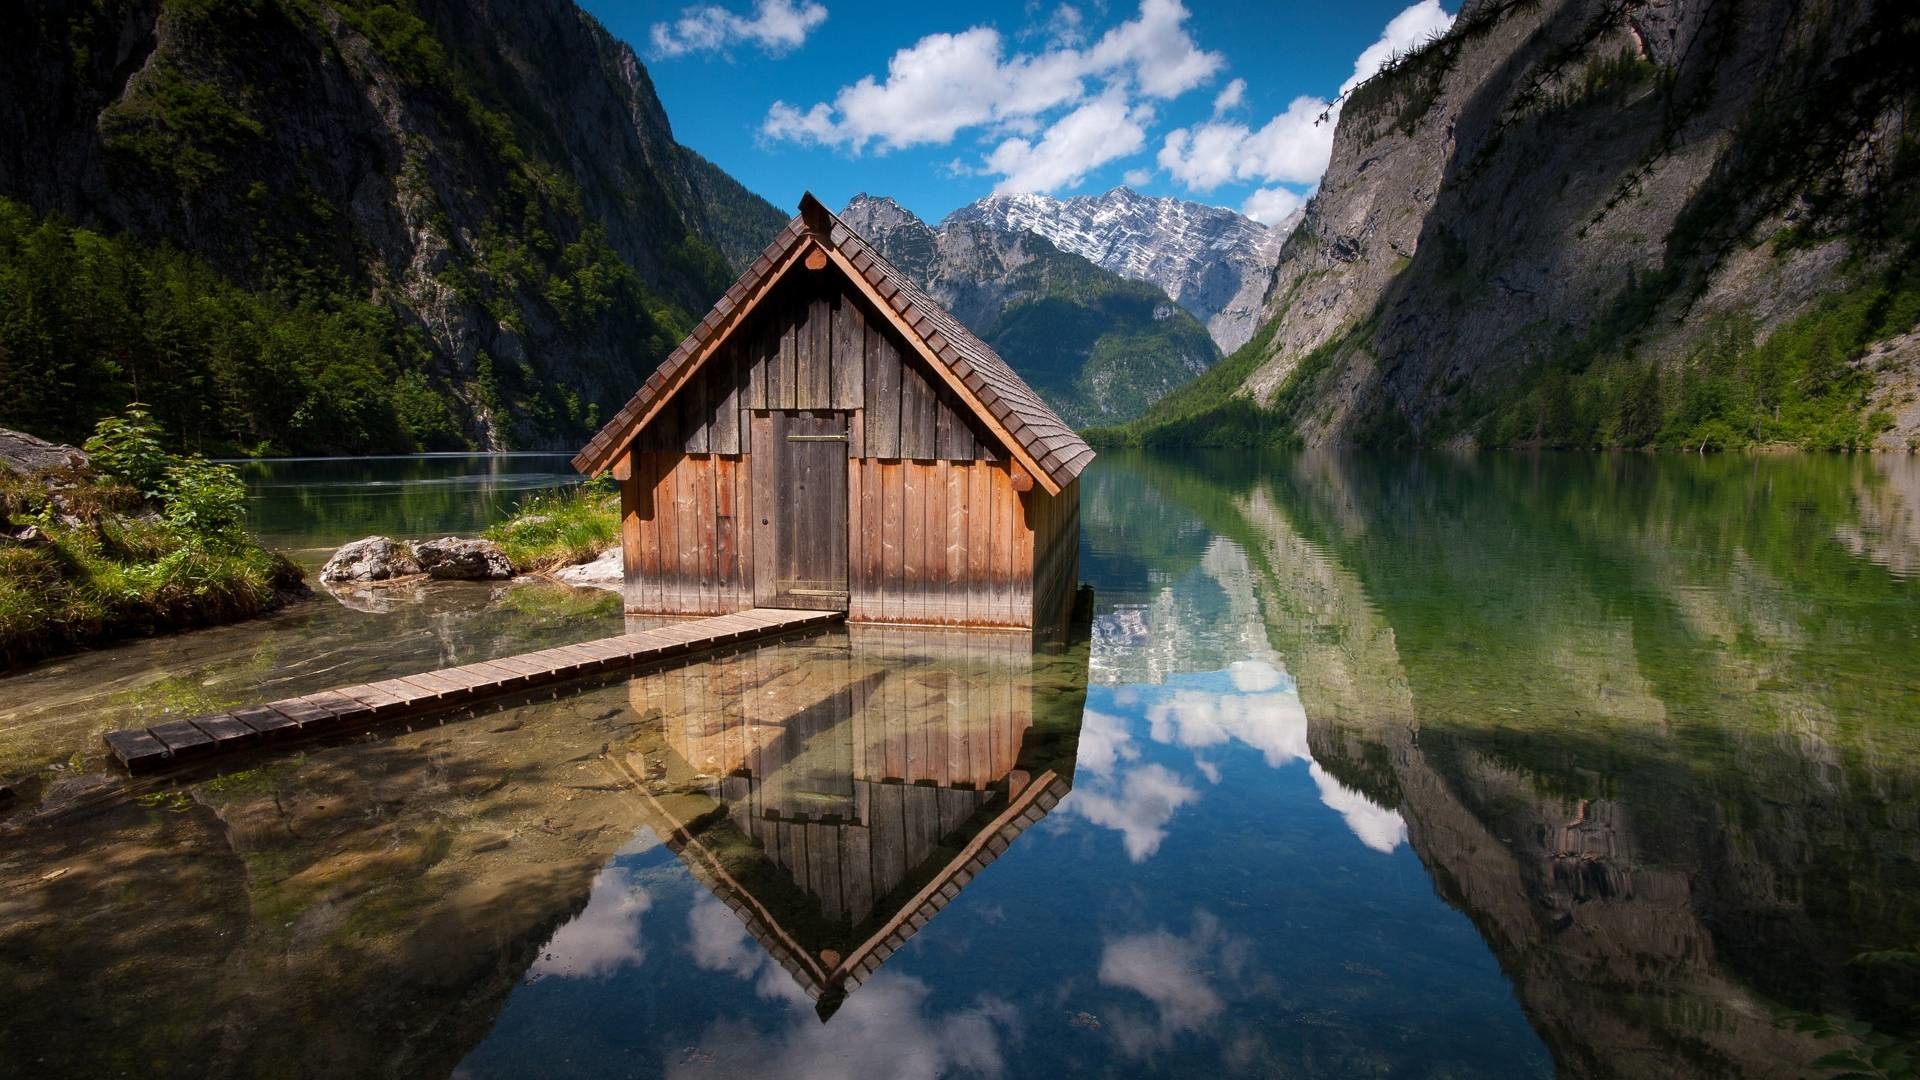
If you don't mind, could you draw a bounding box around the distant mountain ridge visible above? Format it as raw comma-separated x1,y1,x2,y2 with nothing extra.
948,188,1290,352
841,194,1221,428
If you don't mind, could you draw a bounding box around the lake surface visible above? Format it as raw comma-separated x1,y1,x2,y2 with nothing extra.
3,450,1918,1079
228,452,585,565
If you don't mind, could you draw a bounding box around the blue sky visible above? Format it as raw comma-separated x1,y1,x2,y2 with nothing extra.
578,0,1454,225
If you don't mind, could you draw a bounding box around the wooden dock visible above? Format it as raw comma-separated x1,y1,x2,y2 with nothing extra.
103,608,842,774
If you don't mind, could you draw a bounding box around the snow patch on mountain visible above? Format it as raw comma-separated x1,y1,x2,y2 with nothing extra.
946,188,1294,352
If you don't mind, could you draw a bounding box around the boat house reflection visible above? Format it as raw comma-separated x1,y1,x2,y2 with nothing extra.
617,623,1088,1017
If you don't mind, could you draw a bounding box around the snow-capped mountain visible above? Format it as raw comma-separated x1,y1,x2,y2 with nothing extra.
946,188,1293,353
839,195,1220,428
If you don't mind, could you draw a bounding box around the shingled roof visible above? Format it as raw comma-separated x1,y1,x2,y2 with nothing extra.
572,193,1094,493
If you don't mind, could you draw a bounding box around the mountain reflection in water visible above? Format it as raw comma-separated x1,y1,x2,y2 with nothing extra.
2,449,1917,1079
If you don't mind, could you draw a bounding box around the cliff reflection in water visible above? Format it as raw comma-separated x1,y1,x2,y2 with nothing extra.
1092,449,1920,1078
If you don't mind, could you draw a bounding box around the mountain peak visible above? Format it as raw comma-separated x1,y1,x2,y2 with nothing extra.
947,187,1287,352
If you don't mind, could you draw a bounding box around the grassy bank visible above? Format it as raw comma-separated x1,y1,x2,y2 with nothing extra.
484,477,618,573
0,412,304,671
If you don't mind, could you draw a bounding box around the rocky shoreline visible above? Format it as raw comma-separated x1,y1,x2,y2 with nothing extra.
319,534,620,592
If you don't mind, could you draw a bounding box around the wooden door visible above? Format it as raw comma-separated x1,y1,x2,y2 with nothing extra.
765,411,849,610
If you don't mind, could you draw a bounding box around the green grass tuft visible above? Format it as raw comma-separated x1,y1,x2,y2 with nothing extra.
0,465,302,672
484,478,619,573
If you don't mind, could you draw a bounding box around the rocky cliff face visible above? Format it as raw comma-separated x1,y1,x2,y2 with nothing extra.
950,188,1289,353
0,0,786,451
1130,0,1920,451
840,194,1220,427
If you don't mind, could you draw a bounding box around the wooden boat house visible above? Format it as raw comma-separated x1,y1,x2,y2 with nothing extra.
573,194,1092,631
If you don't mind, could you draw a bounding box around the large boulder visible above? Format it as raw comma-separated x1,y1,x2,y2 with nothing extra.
0,428,88,474
320,536,422,582
409,537,514,580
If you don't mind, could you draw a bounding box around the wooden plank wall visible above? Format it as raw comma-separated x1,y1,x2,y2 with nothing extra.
624,452,1074,625
623,447,754,616
632,273,994,464
847,459,1038,627
1026,477,1081,636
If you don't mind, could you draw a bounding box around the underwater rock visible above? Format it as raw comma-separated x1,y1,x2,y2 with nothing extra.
320,536,423,582
409,537,514,580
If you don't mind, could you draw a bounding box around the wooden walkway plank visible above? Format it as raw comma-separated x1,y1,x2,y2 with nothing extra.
303,690,374,721
337,684,406,713
148,720,216,756
265,698,333,728
104,607,843,773
192,713,258,746
232,705,298,737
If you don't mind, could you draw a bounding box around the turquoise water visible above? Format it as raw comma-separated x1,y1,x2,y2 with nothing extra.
2,450,1918,1078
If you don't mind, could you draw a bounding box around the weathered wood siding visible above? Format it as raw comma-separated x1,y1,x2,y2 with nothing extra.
847,458,1039,627
1026,477,1080,636
616,267,1078,627
634,272,995,464
622,447,755,616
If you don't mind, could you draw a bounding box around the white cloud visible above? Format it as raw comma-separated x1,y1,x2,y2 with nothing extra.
763,0,1219,178
1098,909,1250,1055
1132,661,1407,854
651,0,828,58
1309,762,1408,853
685,894,764,979
1241,186,1305,225
1211,76,1246,116
1144,667,1311,769
669,972,1017,1080
1123,167,1152,186
1083,0,1224,98
1157,0,1453,193
1339,0,1455,97
1064,762,1199,861
526,865,652,980
1100,929,1223,1033
1226,657,1283,692
986,90,1152,193
1037,3,1087,48
1157,93,1333,191
1077,708,1141,777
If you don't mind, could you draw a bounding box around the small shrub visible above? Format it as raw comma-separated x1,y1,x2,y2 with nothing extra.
82,405,171,496
159,456,249,540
